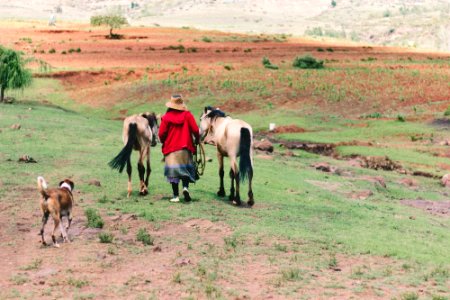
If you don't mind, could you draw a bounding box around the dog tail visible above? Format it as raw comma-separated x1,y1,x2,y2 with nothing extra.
37,176,49,199
239,127,253,183
108,123,138,173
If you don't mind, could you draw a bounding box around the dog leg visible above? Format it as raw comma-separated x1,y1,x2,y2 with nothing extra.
51,213,61,247
66,211,73,231
59,220,69,243
40,212,49,245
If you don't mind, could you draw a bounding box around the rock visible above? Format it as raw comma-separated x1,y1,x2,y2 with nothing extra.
153,246,162,252
311,162,338,173
350,190,373,200
174,258,191,267
439,140,449,146
88,179,101,187
253,139,274,153
18,155,37,163
441,174,450,187
361,156,401,171
284,151,294,157
10,124,21,130
398,178,418,188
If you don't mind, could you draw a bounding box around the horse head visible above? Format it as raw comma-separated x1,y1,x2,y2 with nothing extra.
199,106,226,142
141,112,159,147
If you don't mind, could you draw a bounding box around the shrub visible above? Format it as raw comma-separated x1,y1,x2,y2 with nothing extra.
444,106,450,116
331,0,337,7
61,50,67,55
98,232,114,243
85,208,104,228
317,47,325,52
293,55,324,69
202,36,212,43
224,65,233,71
76,47,81,53
383,10,391,17
136,228,153,245
397,114,406,122
262,57,279,69
49,48,56,54
326,47,334,52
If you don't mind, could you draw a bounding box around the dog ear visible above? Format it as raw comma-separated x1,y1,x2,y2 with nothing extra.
67,180,74,191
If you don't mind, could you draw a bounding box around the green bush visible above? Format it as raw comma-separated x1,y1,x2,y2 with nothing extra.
98,232,114,243
293,55,324,69
444,106,450,116
397,114,406,122
202,36,212,43
136,228,153,245
49,48,56,54
85,208,104,228
262,57,279,69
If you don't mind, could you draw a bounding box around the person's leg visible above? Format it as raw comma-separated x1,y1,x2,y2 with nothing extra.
169,178,180,202
171,182,179,197
182,177,191,202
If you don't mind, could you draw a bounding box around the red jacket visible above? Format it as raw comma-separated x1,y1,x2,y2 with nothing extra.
158,110,200,155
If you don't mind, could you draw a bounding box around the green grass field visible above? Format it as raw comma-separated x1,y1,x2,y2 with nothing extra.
1,80,449,298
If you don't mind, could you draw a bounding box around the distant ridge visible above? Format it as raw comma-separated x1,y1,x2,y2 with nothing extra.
0,0,449,51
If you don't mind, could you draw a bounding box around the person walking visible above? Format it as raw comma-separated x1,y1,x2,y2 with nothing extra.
158,94,200,202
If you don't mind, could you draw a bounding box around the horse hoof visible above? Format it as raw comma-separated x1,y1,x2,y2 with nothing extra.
232,200,242,206
140,190,148,196
247,200,255,207
217,190,226,197
54,243,60,248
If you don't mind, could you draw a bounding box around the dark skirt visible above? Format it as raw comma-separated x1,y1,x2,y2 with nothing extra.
164,149,196,184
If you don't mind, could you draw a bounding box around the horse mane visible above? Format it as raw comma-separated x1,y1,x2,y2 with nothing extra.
205,106,226,120
141,112,158,128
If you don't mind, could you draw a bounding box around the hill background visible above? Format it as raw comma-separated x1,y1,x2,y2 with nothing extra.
1,0,449,51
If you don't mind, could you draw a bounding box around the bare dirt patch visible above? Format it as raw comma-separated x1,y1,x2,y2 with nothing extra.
401,200,450,217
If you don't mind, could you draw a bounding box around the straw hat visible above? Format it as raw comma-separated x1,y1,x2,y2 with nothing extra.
165,94,187,111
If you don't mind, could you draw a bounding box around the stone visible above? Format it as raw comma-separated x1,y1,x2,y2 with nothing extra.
88,179,101,187
10,124,21,130
398,178,418,188
253,139,274,153
441,174,450,187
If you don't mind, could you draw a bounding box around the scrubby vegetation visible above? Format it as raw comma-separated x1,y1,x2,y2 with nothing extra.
293,55,324,69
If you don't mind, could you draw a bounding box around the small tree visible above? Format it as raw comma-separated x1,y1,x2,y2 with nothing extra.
90,14,128,39
331,0,337,7
0,46,32,103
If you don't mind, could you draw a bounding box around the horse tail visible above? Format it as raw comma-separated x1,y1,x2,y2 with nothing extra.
108,123,137,173
239,127,253,183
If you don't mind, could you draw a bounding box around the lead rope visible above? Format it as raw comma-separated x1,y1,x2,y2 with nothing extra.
195,142,206,179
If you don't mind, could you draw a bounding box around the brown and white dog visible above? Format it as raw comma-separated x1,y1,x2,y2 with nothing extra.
37,176,74,247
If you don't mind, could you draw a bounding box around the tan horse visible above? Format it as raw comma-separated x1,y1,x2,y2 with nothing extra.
109,113,158,197
199,106,254,206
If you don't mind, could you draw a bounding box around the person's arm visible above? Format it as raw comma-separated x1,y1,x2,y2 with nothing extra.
187,112,200,144
158,117,168,144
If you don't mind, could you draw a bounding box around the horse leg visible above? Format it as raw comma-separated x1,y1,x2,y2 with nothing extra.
247,168,254,207
231,158,241,206
126,157,132,198
144,146,151,188
228,168,235,201
138,152,148,196
217,152,225,197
